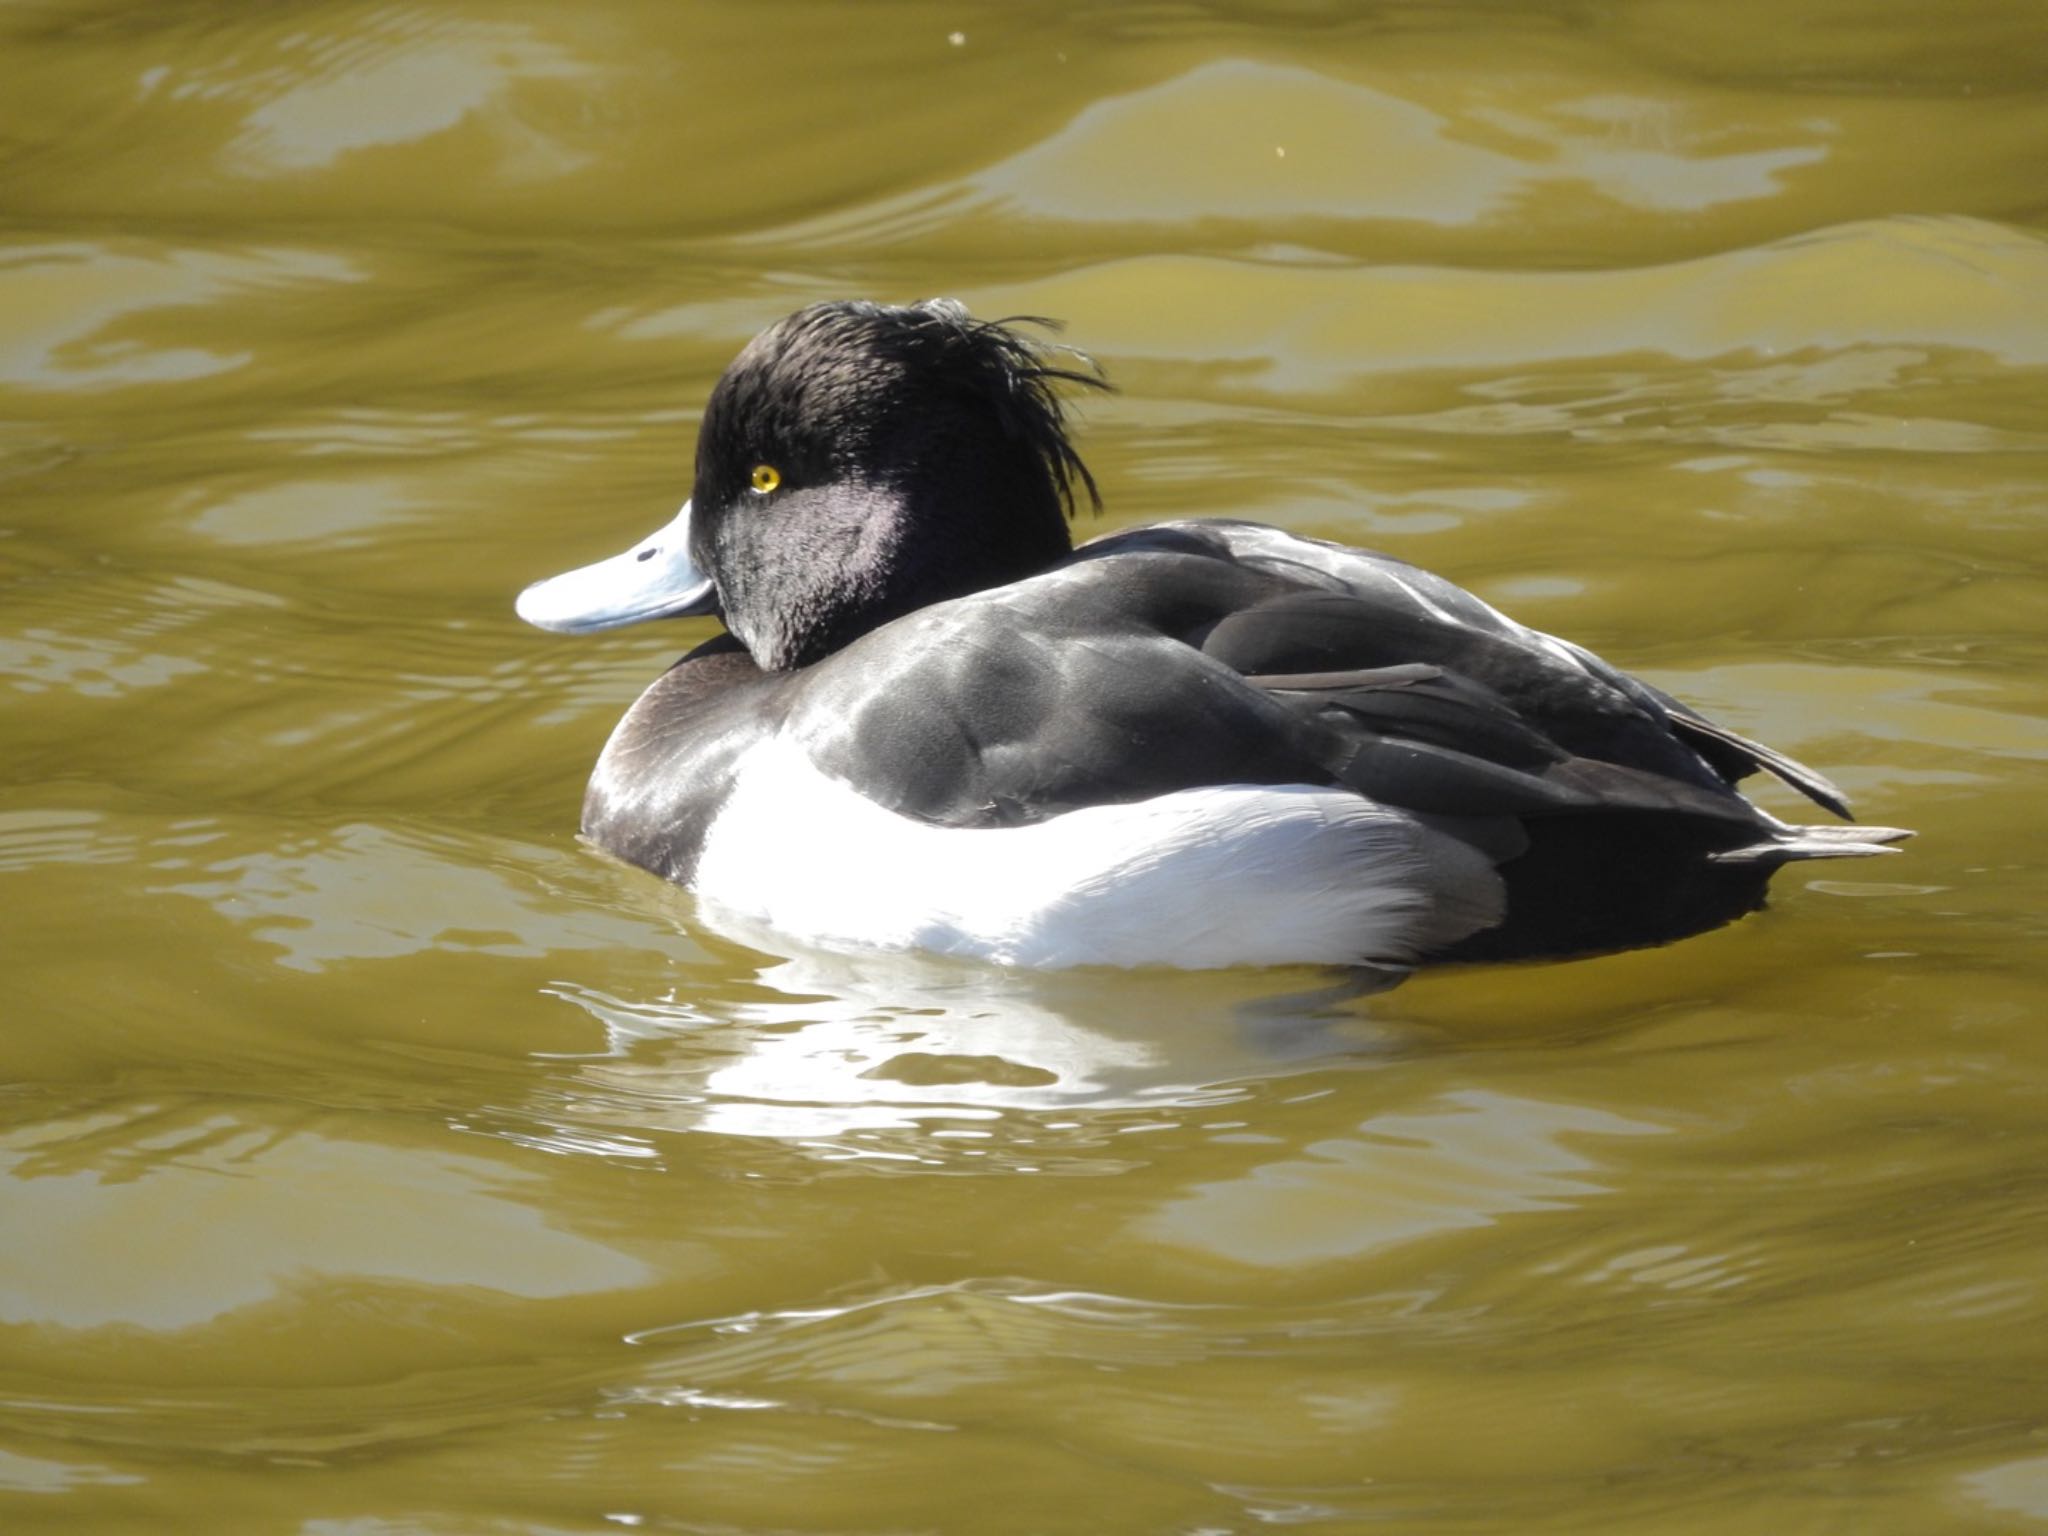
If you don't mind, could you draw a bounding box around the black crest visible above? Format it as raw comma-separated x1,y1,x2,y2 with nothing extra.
706,299,1108,519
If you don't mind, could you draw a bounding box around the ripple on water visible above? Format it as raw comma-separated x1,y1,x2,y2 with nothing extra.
962,218,2048,395
979,60,1827,225
0,1099,655,1334
532,931,1440,1159
1140,1089,1668,1269
0,239,363,395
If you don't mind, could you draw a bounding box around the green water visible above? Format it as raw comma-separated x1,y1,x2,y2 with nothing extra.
2,2,2046,1531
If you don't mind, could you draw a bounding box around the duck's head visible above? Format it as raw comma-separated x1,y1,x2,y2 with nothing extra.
517,299,1105,670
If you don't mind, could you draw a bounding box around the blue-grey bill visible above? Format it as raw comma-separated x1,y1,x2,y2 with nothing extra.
515,501,719,633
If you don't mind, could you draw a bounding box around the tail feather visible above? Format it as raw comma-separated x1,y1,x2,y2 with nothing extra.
1709,823,1915,866
1667,710,1856,820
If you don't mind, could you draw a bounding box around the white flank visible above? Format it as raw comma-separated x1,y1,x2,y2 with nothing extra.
692,739,1503,970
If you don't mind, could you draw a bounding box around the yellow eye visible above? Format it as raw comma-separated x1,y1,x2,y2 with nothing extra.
749,464,781,495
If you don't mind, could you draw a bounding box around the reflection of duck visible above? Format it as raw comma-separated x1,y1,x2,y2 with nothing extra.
548,948,1341,1140
518,300,1908,979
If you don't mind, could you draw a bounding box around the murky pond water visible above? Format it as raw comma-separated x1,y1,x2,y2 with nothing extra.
3,2,2046,1531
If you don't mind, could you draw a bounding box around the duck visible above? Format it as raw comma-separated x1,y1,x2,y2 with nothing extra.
516,298,1909,980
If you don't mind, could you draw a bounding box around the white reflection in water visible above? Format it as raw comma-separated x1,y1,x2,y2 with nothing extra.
156,14,600,176
974,216,2048,395
775,60,1831,239
1963,1453,2048,1522
984,61,1521,225
543,913,1407,1143
0,242,361,393
0,1108,652,1331
1142,1089,1667,1265
158,824,693,972
188,473,418,546
0,1447,144,1494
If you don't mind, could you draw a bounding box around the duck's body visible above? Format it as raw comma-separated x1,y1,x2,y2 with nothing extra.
519,300,1907,975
